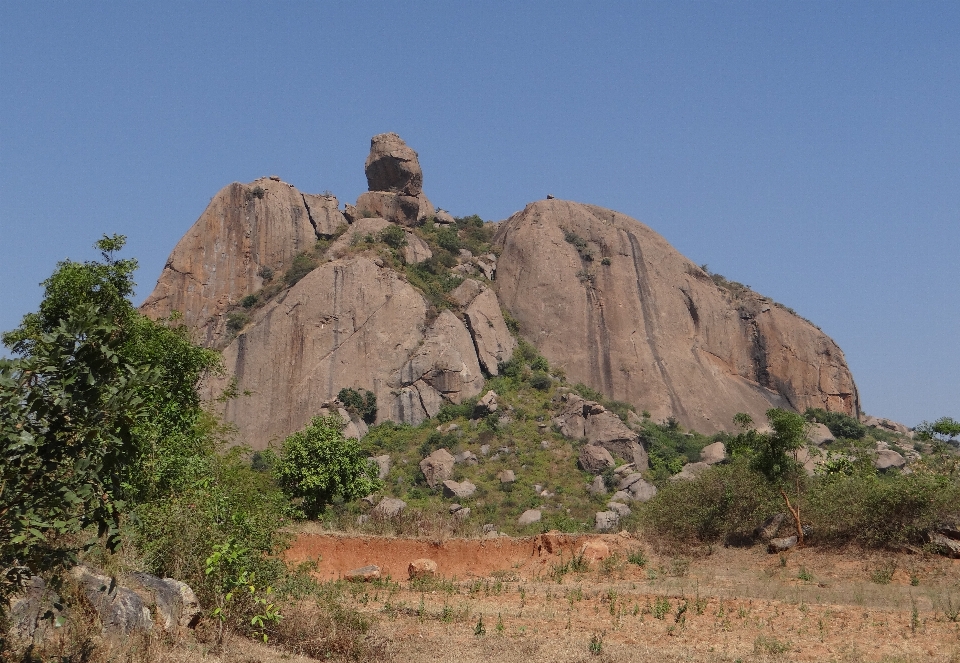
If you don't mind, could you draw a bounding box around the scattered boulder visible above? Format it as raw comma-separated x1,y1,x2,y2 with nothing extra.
499,469,516,484
670,462,710,481
436,209,456,225
626,478,658,502
475,390,499,416
578,444,615,474
588,475,607,495
369,454,391,480
518,509,542,527
127,572,201,631
796,446,826,476
617,472,645,492
372,497,407,518
420,449,455,488
301,192,347,237
767,536,798,554
540,439,552,449
480,443,491,456
70,566,153,634
579,539,611,562
595,511,619,531
454,450,479,465
345,565,381,582
408,559,438,580
875,449,907,472
929,532,960,558
402,232,433,264
610,490,633,502
807,423,835,446
8,577,61,643
700,441,726,465
753,513,786,542
453,506,471,520
863,415,912,436
585,411,649,471
607,502,632,518
442,479,477,499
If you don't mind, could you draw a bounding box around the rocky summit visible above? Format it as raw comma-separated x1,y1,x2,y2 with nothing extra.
141,133,859,448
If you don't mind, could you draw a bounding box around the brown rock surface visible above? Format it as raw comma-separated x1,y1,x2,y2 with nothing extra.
203,256,430,447
420,449,455,488
141,178,321,344
464,286,517,375
493,199,860,433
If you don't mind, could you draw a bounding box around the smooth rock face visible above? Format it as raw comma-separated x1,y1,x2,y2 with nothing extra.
442,479,477,499
203,257,431,446
754,513,786,542
588,475,608,495
518,509,542,526
346,565,381,582
494,199,860,433
671,462,710,481
464,287,517,375
141,178,323,344
369,454,391,480
127,573,201,631
499,469,516,484
365,132,423,196
607,501,631,517
301,193,348,237
420,449,455,488
768,536,798,553
627,478,658,502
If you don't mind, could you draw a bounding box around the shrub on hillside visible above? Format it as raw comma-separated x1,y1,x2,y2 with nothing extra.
639,459,781,544
338,387,378,424
275,416,381,519
805,407,866,440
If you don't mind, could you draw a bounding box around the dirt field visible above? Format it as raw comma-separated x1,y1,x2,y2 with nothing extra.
283,529,960,662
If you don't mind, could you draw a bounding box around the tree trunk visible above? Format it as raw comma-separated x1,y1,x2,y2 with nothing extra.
779,487,804,547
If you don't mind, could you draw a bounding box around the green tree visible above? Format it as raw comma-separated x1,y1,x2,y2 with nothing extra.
0,303,151,610
274,415,381,519
730,408,809,545
916,417,960,445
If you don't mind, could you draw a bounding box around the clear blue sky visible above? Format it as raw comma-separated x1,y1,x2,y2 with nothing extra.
1,2,957,427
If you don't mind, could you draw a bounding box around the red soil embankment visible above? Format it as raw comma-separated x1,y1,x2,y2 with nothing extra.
285,532,622,580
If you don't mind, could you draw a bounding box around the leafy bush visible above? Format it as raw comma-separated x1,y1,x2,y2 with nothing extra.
805,471,960,547
435,227,461,253
640,459,780,544
379,225,407,250
284,252,318,286
338,387,378,424
226,311,249,333
241,294,259,308
274,416,381,518
805,407,866,440
530,372,552,391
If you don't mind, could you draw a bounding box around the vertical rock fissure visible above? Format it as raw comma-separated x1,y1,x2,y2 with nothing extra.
625,231,687,421
300,194,321,239
584,283,614,396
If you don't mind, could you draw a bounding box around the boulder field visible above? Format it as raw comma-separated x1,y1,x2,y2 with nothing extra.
141,133,859,448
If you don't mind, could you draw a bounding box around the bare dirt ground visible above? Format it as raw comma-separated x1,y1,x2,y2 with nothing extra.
284,529,960,663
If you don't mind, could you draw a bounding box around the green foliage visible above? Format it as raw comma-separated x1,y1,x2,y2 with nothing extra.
284,252,318,286
338,387,378,424
641,458,781,544
403,260,463,310
454,215,494,255
247,185,266,200
563,230,594,261
804,407,866,440
730,409,807,485
530,372,552,391
435,227,461,253
916,417,960,444
275,416,381,518
0,303,150,606
379,225,407,250
241,294,259,308
226,311,249,333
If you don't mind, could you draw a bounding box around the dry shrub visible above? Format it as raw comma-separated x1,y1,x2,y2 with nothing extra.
271,598,386,662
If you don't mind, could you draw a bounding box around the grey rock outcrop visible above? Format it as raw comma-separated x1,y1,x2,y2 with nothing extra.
554,393,648,470
595,511,619,531
442,479,477,499
70,566,153,634
753,513,786,542
588,475,608,495
875,449,907,472
807,423,835,446
518,509,542,527
671,462,710,481
578,444,615,474
369,454,391,480
372,497,407,518
420,449,455,488
365,132,423,196
126,573,201,631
